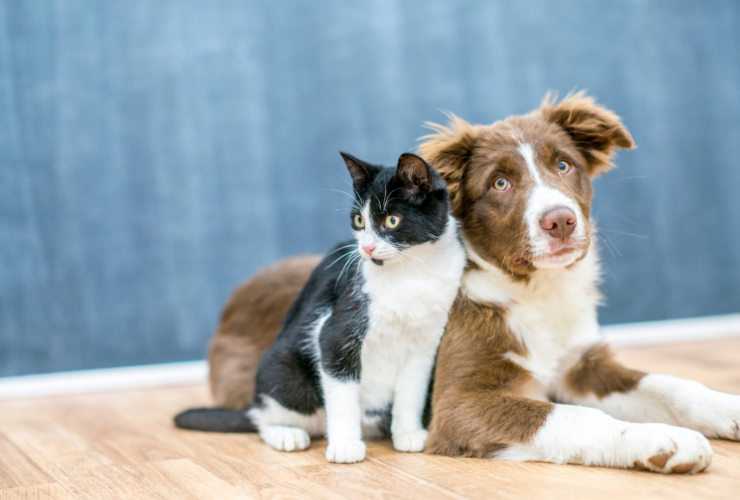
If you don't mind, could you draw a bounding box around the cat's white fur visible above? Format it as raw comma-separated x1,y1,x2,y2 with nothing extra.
249,213,466,463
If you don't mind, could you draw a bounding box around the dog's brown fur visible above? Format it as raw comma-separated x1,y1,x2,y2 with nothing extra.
426,293,553,457
207,92,643,458
564,344,644,398
208,255,320,409
420,92,638,457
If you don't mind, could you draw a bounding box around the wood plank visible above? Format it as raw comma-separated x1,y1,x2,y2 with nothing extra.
0,484,76,500
0,339,738,499
0,417,114,481
0,435,55,489
57,459,253,500
614,338,740,394
366,438,740,500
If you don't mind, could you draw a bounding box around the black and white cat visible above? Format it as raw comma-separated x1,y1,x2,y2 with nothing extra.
175,152,466,463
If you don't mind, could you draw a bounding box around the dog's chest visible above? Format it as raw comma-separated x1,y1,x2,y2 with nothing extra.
505,289,600,390
463,254,603,396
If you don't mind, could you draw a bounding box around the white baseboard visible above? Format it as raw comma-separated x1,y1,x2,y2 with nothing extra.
0,360,208,401
1,313,738,401
602,313,740,347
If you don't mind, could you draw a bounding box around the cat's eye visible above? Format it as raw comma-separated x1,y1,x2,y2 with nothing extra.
354,214,365,228
492,177,509,191
385,215,400,228
557,161,572,175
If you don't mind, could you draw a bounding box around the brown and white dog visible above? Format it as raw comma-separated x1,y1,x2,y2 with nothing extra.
206,92,740,473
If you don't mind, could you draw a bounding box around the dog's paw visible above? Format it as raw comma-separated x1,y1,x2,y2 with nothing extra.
326,439,366,463
696,393,740,441
623,424,712,474
259,425,311,452
392,429,428,453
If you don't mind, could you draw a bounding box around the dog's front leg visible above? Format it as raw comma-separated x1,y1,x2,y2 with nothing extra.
429,389,712,473
499,403,713,473
556,343,740,441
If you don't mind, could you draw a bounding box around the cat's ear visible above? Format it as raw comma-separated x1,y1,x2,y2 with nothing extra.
340,151,376,187
396,153,433,198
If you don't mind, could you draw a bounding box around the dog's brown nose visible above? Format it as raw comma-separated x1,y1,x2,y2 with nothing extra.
540,207,577,240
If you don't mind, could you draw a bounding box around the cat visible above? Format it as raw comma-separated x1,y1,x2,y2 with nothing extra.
175,151,466,463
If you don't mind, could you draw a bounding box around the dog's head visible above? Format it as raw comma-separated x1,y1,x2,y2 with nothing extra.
419,92,634,275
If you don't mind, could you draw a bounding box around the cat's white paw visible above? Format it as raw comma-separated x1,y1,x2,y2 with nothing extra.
326,439,366,463
259,425,311,452
393,429,428,453
622,424,712,474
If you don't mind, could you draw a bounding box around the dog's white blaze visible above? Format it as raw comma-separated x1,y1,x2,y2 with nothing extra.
518,143,544,185
517,142,587,267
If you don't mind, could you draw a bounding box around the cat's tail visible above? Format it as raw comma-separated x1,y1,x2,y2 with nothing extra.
173,407,257,433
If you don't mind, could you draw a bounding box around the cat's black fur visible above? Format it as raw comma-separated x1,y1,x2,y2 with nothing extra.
175,152,450,434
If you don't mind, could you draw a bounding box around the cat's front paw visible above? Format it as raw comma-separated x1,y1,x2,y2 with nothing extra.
622,424,712,474
326,439,366,463
393,429,428,453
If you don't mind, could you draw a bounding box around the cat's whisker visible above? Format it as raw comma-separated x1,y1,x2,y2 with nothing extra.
399,249,432,274
325,188,363,211
336,251,360,286
325,250,358,270
338,173,364,202
325,244,358,258
372,191,383,211
382,188,402,212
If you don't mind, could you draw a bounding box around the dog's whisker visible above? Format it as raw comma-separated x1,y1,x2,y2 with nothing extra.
599,227,649,239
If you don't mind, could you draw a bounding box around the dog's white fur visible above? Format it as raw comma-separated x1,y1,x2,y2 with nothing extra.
463,139,740,472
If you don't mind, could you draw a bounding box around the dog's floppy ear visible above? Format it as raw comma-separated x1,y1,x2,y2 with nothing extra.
417,114,479,215
540,91,634,177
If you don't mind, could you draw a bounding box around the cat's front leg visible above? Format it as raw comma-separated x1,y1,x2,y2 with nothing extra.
391,352,436,452
320,372,366,463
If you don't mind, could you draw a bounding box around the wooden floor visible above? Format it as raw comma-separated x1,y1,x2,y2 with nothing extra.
1,339,739,500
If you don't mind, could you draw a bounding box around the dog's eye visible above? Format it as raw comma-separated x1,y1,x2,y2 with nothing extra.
557,161,572,175
385,215,400,228
492,177,510,191
354,214,365,228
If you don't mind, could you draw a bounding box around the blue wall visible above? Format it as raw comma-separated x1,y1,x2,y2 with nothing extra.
2,0,739,376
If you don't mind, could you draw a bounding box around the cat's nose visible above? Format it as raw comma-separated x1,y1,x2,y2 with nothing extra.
362,245,375,256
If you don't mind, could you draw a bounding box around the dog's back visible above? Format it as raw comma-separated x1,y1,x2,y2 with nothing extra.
208,255,320,409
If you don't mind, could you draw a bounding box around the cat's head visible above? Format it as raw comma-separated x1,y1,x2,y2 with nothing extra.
340,152,450,266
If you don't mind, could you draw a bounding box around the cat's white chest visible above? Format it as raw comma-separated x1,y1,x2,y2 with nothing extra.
357,239,465,411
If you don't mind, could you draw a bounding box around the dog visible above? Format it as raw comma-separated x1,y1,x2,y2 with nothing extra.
205,92,740,473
